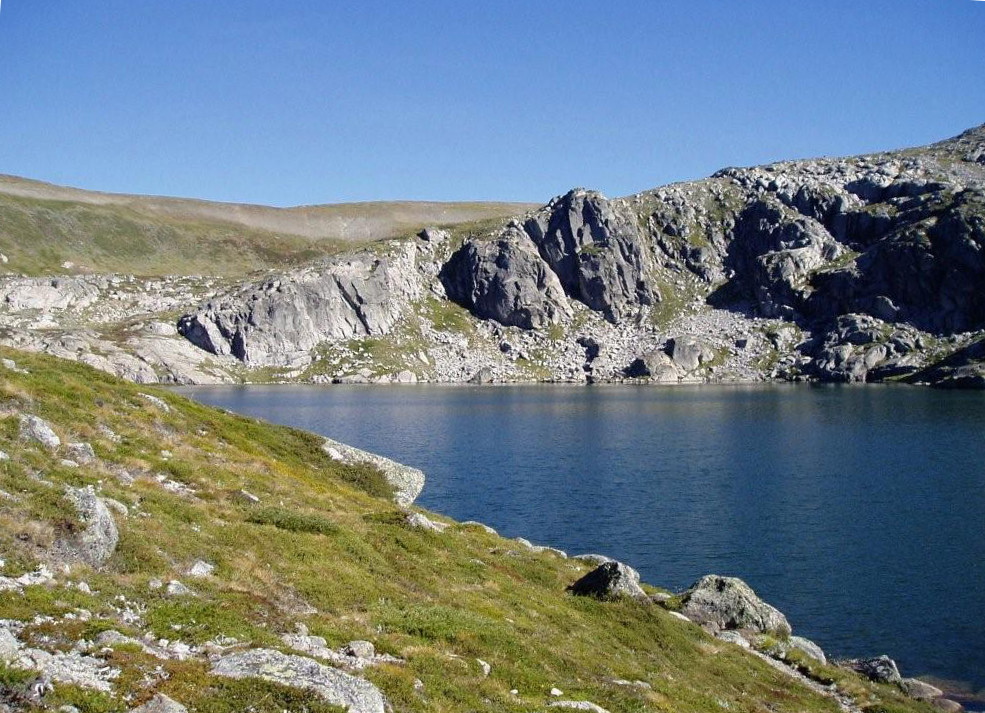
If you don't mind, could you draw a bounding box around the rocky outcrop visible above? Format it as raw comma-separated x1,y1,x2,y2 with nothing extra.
568,561,646,599
179,243,423,367
322,438,425,506
678,575,791,636
211,649,386,713
523,190,659,322
440,227,572,329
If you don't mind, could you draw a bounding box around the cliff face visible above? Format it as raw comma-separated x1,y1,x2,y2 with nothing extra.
162,122,985,387
2,124,984,387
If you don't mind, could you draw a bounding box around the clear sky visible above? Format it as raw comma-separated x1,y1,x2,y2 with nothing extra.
0,1,983,206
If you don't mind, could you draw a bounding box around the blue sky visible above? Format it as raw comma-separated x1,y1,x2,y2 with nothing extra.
0,1,982,205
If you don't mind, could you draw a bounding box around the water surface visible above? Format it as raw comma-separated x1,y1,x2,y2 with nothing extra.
178,383,985,696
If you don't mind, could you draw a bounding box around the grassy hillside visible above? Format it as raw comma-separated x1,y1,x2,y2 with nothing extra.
0,174,536,276
0,349,932,712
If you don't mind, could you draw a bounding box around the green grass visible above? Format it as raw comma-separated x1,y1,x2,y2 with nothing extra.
0,347,933,713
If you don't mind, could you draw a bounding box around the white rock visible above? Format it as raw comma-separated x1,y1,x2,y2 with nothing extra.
405,512,448,533
19,415,61,450
550,687,564,696
186,560,215,578
476,658,491,677
166,580,195,597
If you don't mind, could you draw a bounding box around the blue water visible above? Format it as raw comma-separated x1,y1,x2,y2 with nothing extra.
177,383,985,696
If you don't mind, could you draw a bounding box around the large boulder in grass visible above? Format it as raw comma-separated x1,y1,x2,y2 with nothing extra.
568,561,646,599
678,575,791,636
212,649,386,713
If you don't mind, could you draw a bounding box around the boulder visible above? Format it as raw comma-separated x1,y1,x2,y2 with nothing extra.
549,702,611,713
322,438,425,506
665,336,716,372
678,575,791,636
440,228,572,329
65,442,96,464
405,512,447,533
838,655,902,685
56,487,119,569
19,415,61,451
567,561,645,599
623,350,680,381
342,641,375,659
211,648,386,713
901,678,944,701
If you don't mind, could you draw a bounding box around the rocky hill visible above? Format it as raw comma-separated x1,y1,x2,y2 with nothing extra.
0,349,955,711
2,125,984,387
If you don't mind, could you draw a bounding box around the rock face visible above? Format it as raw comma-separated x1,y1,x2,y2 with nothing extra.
322,438,425,506
440,227,572,329
568,561,646,599
678,575,791,636
179,244,423,367
211,649,386,713
523,190,659,322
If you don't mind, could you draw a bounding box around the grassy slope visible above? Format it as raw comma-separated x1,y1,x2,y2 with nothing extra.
0,348,931,713
0,174,537,276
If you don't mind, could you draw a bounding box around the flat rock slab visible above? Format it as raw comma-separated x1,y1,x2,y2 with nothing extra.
212,648,386,713
323,438,425,506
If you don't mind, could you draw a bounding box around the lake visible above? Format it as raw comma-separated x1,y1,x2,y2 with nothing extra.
177,383,985,699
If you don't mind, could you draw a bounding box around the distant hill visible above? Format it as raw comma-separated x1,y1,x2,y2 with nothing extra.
0,174,537,276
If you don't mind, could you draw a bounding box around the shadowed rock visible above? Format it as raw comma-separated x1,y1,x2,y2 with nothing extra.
568,561,645,599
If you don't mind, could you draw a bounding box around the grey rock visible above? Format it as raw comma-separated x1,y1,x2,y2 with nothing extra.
838,655,902,685
469,367,494,384
548,702,611,713
342,641,375,659
524,189,659,322
211,648,386,713
678,575,791,636
901,678,944,701
570,554,640,582
186,560,215,578
787,635,827,665
322,438,425,506
405,512,447,533
665,336,716,372
623,350,680,381
19,415,61,451
930,698,964,713
180,244,422,367
0,627,20,660
567,561,646,599
66,442,96,465
715,630,751,649
56,486,119,569
129,694,188,713
441,228,572,329
166,580,195,597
